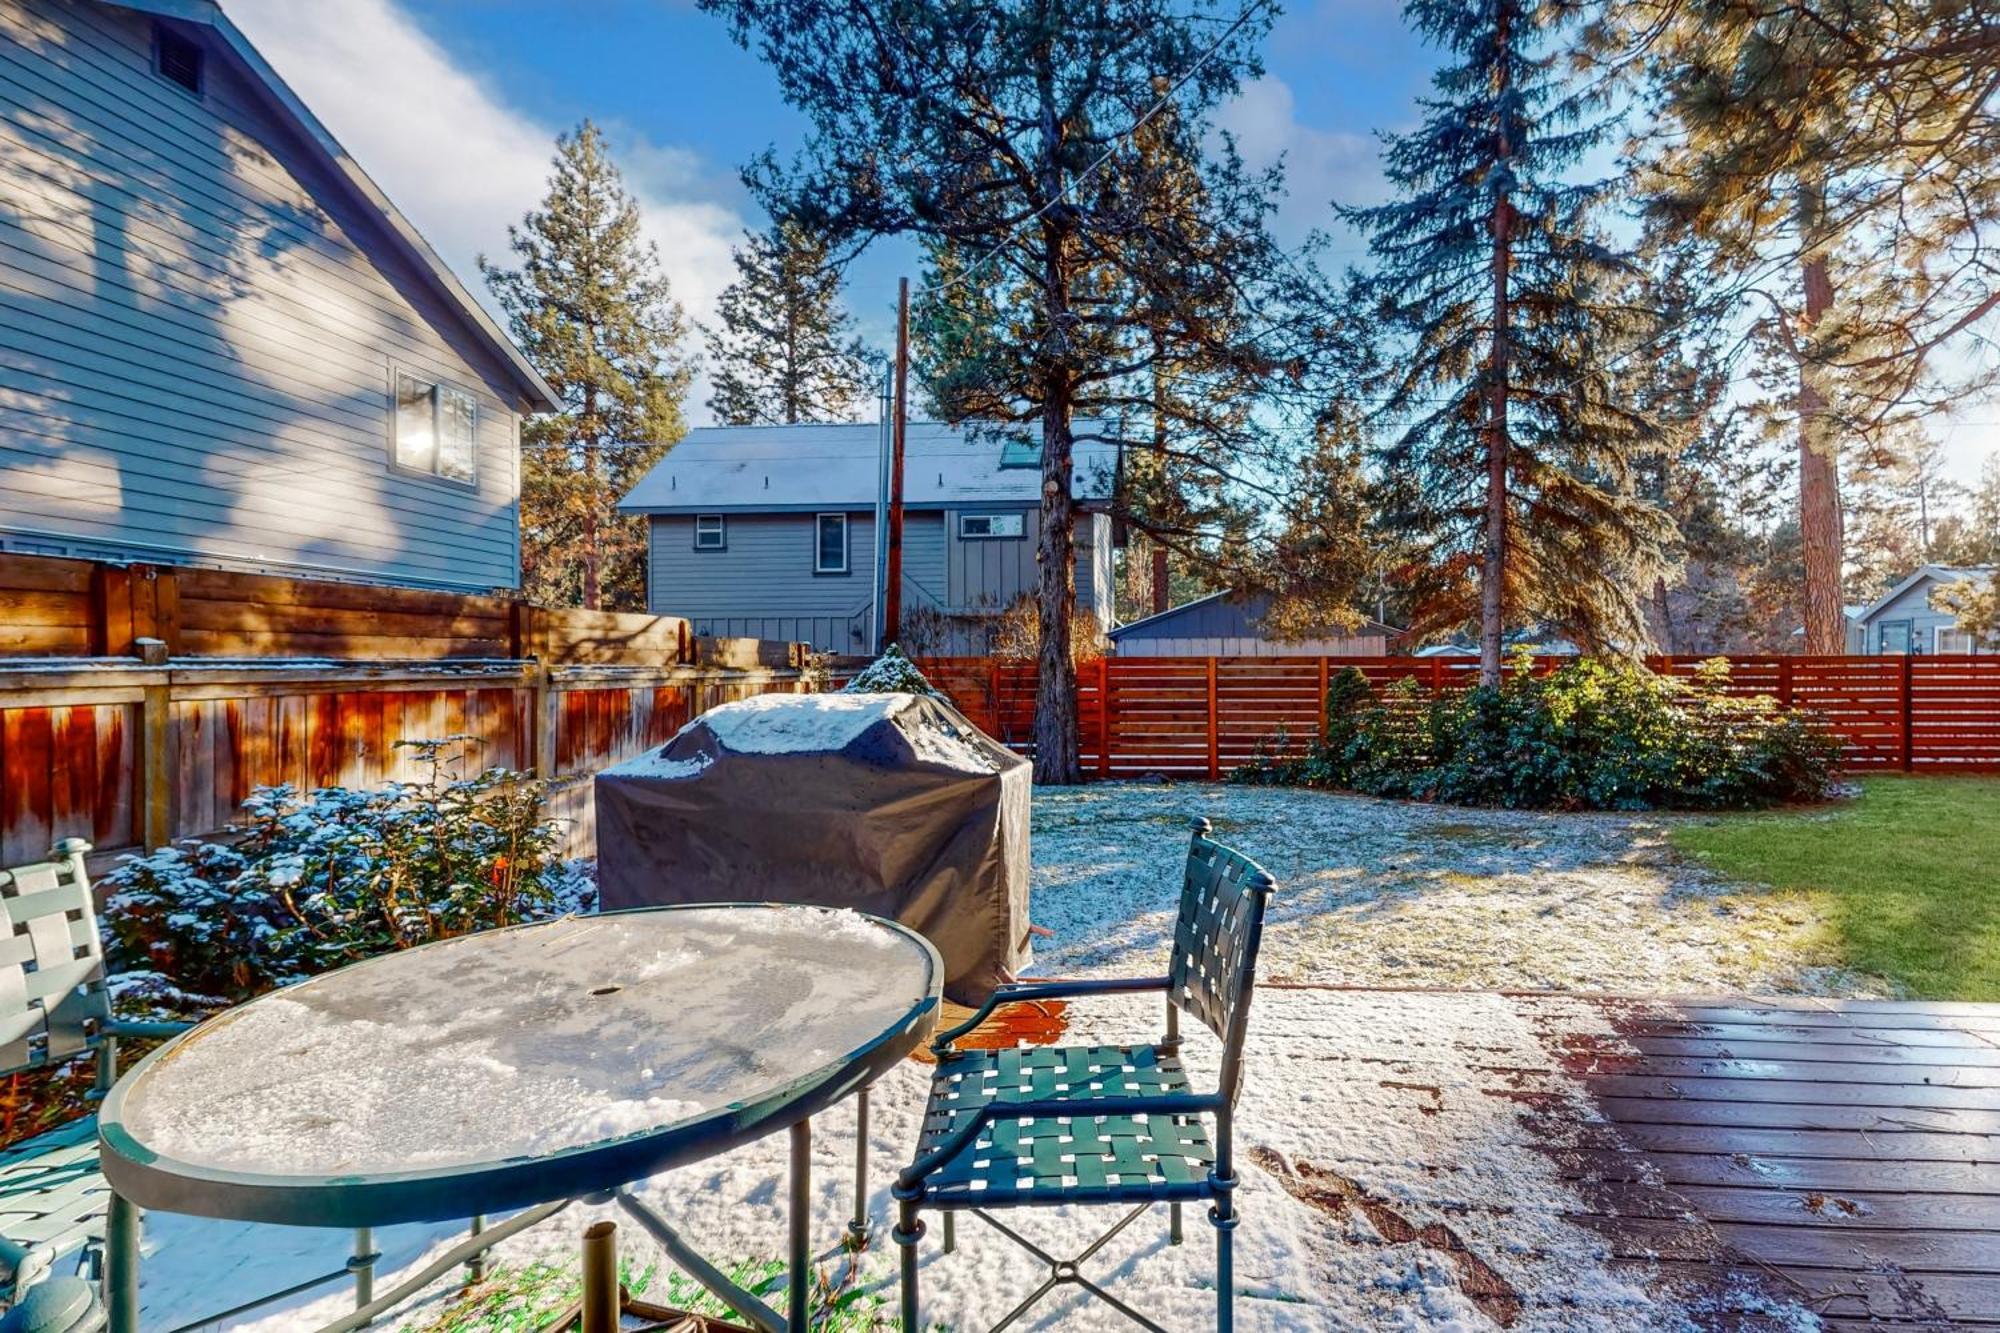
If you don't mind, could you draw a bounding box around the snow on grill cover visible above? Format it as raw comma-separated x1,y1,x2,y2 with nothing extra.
594,691,1030,1003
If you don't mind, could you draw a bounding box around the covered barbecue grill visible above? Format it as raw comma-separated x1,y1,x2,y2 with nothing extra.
594,691,1031,1002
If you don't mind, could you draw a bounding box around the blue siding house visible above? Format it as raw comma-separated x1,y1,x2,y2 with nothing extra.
0,0,558,591
620,422,1119,655
1850,565,1995,654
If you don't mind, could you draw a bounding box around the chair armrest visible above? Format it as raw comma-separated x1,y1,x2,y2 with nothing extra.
897,1090,1225,1192
932,976,1171,1053
102,1019,195,1040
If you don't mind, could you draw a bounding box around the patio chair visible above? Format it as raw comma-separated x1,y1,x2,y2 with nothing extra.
0,839,190,1331
891,818,1275,1333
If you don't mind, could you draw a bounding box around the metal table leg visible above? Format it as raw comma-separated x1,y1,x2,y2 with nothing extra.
104,1190,139,1333
788,1118,811,1333
846,1088,870,1250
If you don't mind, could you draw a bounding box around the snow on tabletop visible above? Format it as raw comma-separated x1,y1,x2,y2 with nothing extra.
120,907,932,1179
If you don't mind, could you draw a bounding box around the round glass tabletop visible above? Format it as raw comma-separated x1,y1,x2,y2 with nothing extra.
99,905,942,1227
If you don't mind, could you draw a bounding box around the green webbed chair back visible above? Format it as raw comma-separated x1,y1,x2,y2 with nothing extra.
1167,819,1274,1105
0,840,111,1079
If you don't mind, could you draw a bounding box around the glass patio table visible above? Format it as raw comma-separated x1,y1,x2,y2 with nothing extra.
95,905,943,1333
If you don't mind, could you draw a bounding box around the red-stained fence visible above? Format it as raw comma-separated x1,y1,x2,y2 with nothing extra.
907,655,2000,777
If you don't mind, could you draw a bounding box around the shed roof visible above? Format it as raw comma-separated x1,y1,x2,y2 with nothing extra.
103,0,559,412
1852,565,1995,624
619,422,1119,513
1108,590,1398,642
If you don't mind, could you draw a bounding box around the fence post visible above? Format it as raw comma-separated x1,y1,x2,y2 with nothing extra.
1205,657,1219,780
1318,656,1330,743
1096,656,1111,778
1429,658,1444,693
139,679,174,849
531,664,559,779
1901,655,1915,771
1777,657,1793,709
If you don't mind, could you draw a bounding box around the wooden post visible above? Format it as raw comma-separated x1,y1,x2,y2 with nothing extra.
1097,656,1111,777
1902,654,1916,771
883,277,910,650
532,665,559,780
580,1221,619,1333
90,563,133,657
140,680,173,850
1205,657,1219,780
1429,658,1444,693
1777,657,1794,710
1318,656,1330,742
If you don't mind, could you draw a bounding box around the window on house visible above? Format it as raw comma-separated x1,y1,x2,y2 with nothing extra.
391,370,478,485
155,25,204,96
960,512,1025,539
815,513,848,573
1938,627,1976,654
694,515,725,550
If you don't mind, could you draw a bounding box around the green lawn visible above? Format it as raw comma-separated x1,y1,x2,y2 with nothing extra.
1672,774,2000,1002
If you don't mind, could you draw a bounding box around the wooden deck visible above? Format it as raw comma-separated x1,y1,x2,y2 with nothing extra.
1516,993,2000,1330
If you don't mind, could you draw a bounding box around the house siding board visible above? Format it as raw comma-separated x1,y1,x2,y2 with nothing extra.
0,0,522,591
945,504,1037,614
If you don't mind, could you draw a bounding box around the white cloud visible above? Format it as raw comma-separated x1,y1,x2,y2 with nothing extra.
1214,76,1384,247
226,0,741,409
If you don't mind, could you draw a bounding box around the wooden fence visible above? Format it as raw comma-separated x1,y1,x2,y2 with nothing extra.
906,654,2000,777
0,551,812,866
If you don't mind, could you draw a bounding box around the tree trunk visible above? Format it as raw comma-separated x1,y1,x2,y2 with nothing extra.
1151,544,1170,616
1031,45,1081,785
582,439,601,612
1797,180,1844,654
1479,0,1516,688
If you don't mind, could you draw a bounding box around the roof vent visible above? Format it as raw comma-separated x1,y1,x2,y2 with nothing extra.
155,24,203,96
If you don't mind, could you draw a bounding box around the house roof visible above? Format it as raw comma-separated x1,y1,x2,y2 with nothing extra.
103,0,559,413
618,422,1119,513
1852,565,1995,625
1107,590,1398,642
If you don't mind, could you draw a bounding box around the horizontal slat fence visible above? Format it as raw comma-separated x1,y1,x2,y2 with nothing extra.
901,655,2000,777
0,661,806,867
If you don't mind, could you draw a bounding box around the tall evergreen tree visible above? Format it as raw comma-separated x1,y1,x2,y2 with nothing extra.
1597,0,2000,652
702,0,1336,781
480,122,691,611
1344,0,1672,682
705,219,877,425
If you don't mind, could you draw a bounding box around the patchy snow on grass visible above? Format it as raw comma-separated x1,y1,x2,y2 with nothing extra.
1030,782,1890,998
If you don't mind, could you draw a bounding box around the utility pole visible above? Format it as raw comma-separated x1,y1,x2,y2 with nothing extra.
883,276,910,650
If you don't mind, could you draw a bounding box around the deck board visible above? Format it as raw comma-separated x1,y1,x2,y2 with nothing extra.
1520,993,2000,1329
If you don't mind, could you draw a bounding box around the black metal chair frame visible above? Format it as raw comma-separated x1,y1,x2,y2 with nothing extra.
892,818,1275,1332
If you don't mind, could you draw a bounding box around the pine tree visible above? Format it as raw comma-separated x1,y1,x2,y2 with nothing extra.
705,219,877,425
1343,0,1672,683
479,122,691,611
703,0,1334,781
1598,0,2000,652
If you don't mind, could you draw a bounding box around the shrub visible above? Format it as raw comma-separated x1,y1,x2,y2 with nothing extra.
103,737,588,1005
843,643,945,696
1235,655,1840,811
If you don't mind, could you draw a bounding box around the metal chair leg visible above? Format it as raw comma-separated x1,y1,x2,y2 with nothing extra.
1210,1179,1238,1333
350,1227,375,1315
1170,1202,1183,1245
942,1210,955,1254
892,1199,923,1333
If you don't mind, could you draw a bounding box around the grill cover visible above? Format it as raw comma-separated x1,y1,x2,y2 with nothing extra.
594,691,1031,1003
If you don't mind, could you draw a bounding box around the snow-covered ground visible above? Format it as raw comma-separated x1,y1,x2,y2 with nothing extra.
125,782,1852,1330
1031,782,1887,998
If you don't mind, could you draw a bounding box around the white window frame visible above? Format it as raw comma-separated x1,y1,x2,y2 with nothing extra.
389,366,478,487
959,512,1026,540
814,512,849,574
693,514,726,551
1937,626,1976,654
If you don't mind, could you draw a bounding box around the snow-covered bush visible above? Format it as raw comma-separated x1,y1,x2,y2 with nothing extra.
842,643,944,696
1236,656,1840,811
104,737,583,1005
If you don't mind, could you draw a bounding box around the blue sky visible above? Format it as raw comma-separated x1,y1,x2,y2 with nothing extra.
229,0,1995,483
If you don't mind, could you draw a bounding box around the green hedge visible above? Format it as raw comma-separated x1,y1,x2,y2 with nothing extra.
1233,655,1840,811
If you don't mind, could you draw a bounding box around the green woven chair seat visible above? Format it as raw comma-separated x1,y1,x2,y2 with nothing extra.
0,1115,108,1302
915,1043,1217,1208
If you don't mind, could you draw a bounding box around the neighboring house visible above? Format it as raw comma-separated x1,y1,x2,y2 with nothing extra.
1108,591,1396,657
1850,565,1996,654
0,0,558,592
619,422,1118,654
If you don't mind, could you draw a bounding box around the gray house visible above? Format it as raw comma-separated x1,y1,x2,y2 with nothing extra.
1108,591,1396,657
0,0,559,591
1850,565,1995,654
620,422,1118,654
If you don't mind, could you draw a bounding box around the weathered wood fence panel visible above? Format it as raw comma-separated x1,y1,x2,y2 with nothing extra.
0,661,804,867
903,654,2000,777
